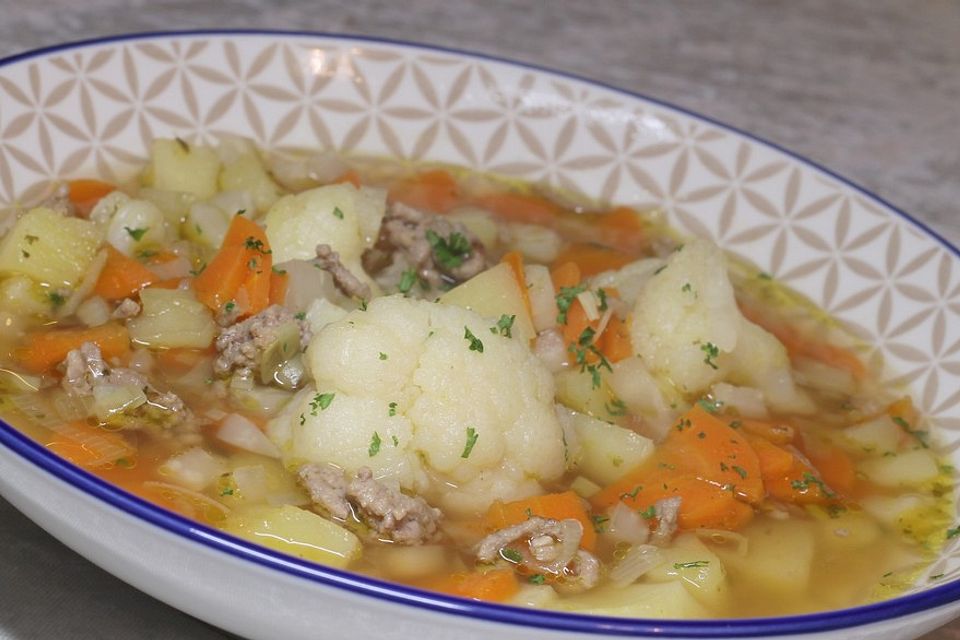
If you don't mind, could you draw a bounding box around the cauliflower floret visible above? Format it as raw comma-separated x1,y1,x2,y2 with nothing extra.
264,183,385,265
267,295,566,517
89,191,168,257
630,238,812,413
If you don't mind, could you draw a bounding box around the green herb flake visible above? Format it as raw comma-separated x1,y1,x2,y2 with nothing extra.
947,526,960,540
606,398,628,417
294,311,306,320
310,392,335,415
332,206,345,220
500,547,523,564
175,136,190,152
758,272,773,280
24,234,38,244
638,505,657,519
461,426,479,458
388,401,398,417
224,300,236,313
358,298,368,311
368,431,382,457
48,292,65,307
700,342,720,370
299,413,306,426
653,265,667,276
378,352,388,361
596,287,608,311
426,229,471,270
528,574,546,585
464,326,484,353
732,465,748,479
892,415,929,449
398,269,418,294
391,435,399,447
555,284,587,324
673,560,710,570
578,326,597,347
591,514,610,533
681,282,693,293
272,266,287,275
244,236,271,255
220,487,235,496
697,398,723,414
124,226,149,241
621,485,643,501
491,314,515,338
791,472,836,498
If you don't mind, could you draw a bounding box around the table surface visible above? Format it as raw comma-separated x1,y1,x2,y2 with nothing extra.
0,1,958,638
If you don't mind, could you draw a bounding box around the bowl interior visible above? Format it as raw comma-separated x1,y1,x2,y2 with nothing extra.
1,30,959,635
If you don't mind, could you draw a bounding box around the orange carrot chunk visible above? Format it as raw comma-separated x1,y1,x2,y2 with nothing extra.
552,243,634,278
473,192,560,226
92,245,156,301
16,323,130,373
67,179,116,217
193,216,273,317
388,169,460,214
420,569,520,603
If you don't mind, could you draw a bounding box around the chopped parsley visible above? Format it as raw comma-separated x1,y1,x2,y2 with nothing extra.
700,342,720,370
596,287,608,311
124,226,149,241
332,206,344,220
555,284,587,324
271,266,287,275
591,514,610,533
398,269,418,294
758,272,773,280
224,300,236,313
426,229,471,270
48,291,65,307
528,574,546,585
491,314,515,338
947,526,960,540
379,352,388,360
175,136,190,152
674,560,710,569
368,431,382,457
791,472,835,498
220,487,234,496
732,465,749,479
244,236,271,254
24,234,38,244
682,282,693,293
892,415,929,449
464,326,484,353
294,311,306,320
388,401,398,417
653,265,667,275
697,397,722,414
500,547,523,564
606,398,628,417
299,413,306,426
391,435,399,447
620,485,643,500
461,426,479,458
638,505,657,519
310,392,335,415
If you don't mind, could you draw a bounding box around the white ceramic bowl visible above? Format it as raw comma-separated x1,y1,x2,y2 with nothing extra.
1,31,959,640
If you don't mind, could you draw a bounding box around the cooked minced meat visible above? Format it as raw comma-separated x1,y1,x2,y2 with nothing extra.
314,243,371,300
111,297,141,320
298,464,442,545
475,516,600,592
364,202,487,291
60,342,199,446
214,305,311,378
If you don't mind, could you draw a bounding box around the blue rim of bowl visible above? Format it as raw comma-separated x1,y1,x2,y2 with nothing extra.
1,29,958,638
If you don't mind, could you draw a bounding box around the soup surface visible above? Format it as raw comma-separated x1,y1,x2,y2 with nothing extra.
0,137,953,619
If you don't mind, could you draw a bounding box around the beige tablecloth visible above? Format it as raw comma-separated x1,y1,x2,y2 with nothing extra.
0,1,958,638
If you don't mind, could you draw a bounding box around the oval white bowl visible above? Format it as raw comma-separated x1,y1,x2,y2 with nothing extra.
1,31,959,640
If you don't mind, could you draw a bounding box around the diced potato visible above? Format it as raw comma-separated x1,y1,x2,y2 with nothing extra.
814,509,881,552
438,262,535,343
0,274,53,315
645,533,728,610
860,494,928,527
859,449,939,488
840,416,901,455
524,264,557,332
510,584,560,609
548,580,710,618
0,207,103,288
146,138,221,199
570,475,602,499
712,518,815,596
128,287,217,349
218,146,284,213
555,368,615,419
366,545,450,581
222,504,361,568
448,206,499,249
183,202,230,249
566,410,653,485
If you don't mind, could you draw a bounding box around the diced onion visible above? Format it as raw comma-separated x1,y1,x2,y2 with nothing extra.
48,420,136,467
217,413,281,458
577,290,600,322
231,465,269,501
608,544,662,586
142,481,231,522
525,264,558,332
159,447,226,491
148,255,192,280
91,384,147,421
52,390,95,422
76,295,112,327
58,249,108,319
606,502,650,547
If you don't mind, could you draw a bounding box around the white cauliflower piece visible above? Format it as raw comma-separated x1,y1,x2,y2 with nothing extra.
267,295,566,517
630,238,812,413
89,191,168,257
264,183,385,265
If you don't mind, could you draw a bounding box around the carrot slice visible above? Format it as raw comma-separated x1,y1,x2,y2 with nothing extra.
388,169,460,213
550,261,582,291
268,269,289,306
598,315,632,363
595,206,648,252
92,245,156,301
333,169,361,188
552,243,634,278
193,216,273,317
44,421,136,468
16,323,130,373
420,569,519,603
67,179,115,217
473,192,560,226
485,491,596,551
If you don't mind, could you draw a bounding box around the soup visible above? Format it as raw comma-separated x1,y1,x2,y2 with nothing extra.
0,137,952,619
